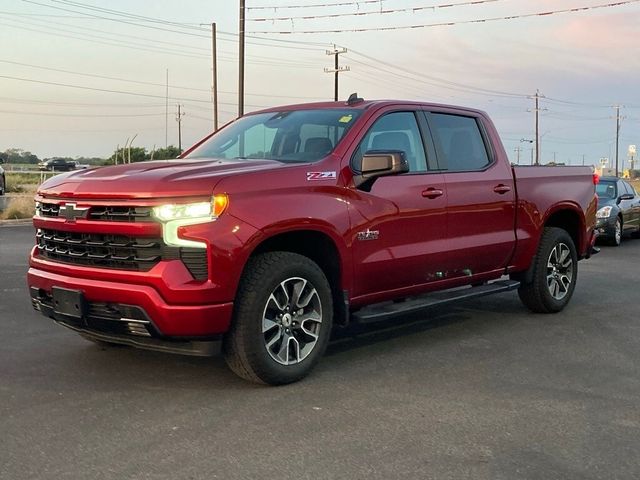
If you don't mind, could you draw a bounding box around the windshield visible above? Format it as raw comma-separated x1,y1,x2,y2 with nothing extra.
596,181,617,199
185,109,362,163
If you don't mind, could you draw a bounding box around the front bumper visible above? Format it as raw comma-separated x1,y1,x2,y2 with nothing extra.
595,217,616,239
28,265,233,338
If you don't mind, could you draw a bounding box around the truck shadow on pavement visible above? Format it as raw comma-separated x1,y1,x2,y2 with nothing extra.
47,293,526,389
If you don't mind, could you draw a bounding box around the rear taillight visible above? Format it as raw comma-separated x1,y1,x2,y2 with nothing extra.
593,173,600,185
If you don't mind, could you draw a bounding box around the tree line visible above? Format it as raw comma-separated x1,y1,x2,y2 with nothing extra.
0,146,182,165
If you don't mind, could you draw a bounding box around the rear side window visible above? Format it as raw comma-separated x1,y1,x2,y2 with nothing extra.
428,113,490,172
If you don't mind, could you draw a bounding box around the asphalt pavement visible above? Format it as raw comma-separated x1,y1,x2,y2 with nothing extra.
1,224,639,480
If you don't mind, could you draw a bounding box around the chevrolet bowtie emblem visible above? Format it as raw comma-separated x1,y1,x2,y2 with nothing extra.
60,203,89,222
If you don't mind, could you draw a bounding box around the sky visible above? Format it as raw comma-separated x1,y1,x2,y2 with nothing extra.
1,0,640,169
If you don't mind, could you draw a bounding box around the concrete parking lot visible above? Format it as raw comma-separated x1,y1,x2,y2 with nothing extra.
1,224,639,480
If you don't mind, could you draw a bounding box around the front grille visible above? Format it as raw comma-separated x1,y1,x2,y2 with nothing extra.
36,228,209,279
36,229,163,271
89,206,153,222
38,202,153,222
39,203,60,217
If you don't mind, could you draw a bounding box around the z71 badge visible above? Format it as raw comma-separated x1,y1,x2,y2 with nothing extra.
306,171,337,181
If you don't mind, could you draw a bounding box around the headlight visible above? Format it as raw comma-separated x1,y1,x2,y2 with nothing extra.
596,206,612,219
153,194,228,248
153,202,212,222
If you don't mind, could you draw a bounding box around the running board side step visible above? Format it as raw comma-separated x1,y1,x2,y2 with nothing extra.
351,279,520,324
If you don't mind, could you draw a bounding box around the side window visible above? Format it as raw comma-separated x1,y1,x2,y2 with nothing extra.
354,112,427,173
618,181,629,196
429,113,490,172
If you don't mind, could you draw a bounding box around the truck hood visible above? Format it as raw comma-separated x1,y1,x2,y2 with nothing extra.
38,158,288,200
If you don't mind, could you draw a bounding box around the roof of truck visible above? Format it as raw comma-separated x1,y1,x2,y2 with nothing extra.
250,99,487,117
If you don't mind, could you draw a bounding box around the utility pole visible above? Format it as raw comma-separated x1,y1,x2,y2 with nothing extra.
514,146,521,165
176,105,185,153
614,105,622,177
165,69,169,148
324,45,349,101
238,0,245,117
530,90,546,166
211,22,218,130
582,154,586,166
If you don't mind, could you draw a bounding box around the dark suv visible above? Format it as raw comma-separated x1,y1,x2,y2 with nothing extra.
38,158,75,172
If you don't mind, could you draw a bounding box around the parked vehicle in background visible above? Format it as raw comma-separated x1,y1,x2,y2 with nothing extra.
73,162,91,170
595,176,640,246
0,164,5,195
38,158,76,172
28,97,598,385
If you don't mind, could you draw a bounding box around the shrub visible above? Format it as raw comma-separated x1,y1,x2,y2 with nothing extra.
1,196,35,220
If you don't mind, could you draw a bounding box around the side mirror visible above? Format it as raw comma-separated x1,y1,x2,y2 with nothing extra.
353,150,409,191
618,193,634,203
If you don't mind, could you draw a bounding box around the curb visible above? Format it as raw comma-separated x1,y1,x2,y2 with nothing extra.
0,218,33,227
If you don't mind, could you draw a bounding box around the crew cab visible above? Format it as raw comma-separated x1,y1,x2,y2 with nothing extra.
28,98,598,384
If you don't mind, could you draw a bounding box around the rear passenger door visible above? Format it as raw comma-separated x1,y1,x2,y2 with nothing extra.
424,110,516,278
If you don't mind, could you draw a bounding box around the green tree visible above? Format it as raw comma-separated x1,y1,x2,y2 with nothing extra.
151,145,181,160
108,147,148,164
2,148,40,164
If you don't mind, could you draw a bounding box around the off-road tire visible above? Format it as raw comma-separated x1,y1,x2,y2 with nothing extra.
518,227,578,314
223,252,333,385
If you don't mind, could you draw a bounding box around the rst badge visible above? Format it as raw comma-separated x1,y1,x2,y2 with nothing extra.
357,229,379,241
306,171,337,181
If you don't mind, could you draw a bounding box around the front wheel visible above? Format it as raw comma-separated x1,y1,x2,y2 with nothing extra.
223,252,333,385
518,227,578,313
609,217,622,246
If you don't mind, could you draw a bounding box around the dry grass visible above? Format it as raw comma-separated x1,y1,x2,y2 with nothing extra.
6,172,41,194
1,196,35,220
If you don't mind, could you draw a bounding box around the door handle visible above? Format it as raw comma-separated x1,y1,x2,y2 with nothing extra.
422,187,444,199
493,184,511,194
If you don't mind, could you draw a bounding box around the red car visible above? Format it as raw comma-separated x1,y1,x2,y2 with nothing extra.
28,98,598,384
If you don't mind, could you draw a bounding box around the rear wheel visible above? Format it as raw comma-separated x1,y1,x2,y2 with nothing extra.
223,252,333,385
518,227,578,313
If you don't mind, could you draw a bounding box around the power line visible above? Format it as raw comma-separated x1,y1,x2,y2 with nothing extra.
0,109,167,118
22,0,329,50
0,59,211,92
251,0,640,33
0,18,210,60
247,0,382,9
0,74,269,108
346,49,528,98
249,0,505,22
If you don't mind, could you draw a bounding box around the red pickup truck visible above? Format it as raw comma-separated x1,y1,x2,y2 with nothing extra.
28,98,598,384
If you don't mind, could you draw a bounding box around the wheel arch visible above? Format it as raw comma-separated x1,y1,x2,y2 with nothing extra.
543,205,584,254
242,227,350,325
